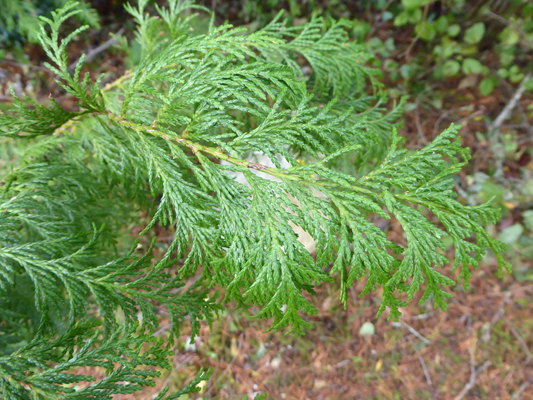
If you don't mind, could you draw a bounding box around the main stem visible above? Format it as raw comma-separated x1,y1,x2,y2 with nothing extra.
105,112,379,198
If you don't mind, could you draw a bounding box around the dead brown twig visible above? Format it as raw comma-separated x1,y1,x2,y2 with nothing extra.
392,320,431,345
485,10,533,49
0,60,51,73
366,0,395,40
418,352,433,387
482,291,512,343
453,347,491,400
68,28,126,72
399,3,429,61
505,320,532,365
510,382,531,400
490,73,532,132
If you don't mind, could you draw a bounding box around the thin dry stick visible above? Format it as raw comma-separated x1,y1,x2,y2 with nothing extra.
405,312,433,320
510,382,531,400
152,323,172,336
490,73,532,132
453,347,491,400
392,321,431,345
367,0,395,40
433,107,461,139
400,3,429,61
482,292,512,343
335,359,351,369
68,28,125,72
418,352,433,387
485,10,533,49
433,107,487,138
0,59,52,73
505,320,532,364
431,374,446,400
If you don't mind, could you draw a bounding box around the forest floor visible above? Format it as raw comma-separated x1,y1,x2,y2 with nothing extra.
1,2,533,399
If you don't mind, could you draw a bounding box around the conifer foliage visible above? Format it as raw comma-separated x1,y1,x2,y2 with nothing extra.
0,0,509,397
0,0,98,44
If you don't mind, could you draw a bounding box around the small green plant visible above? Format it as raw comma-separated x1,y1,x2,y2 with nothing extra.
0,1,509,398
390,0,533,94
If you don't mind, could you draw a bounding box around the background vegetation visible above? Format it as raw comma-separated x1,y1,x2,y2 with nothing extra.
1,0,533,399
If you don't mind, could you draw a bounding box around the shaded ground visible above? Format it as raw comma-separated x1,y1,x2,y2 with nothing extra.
149,263,533,400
